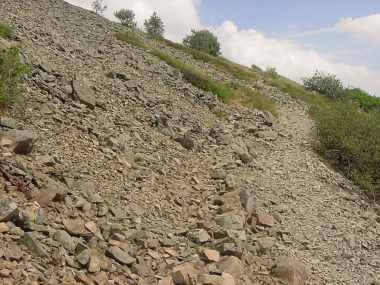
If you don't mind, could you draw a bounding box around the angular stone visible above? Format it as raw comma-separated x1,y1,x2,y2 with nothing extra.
158,276,175,285
72,76,96,109
77,249,91,267
221,273,235,285
88,254,102,273
197,274,224,285
54,230,77,252
215,214,244,231
217,256,243,278
85,221,104,240
257,237,276,250
239,188,255,215
203,249,220,263
22,232,48,257
64,219,86,236
175,136,194,150
0,199,18,222
5,244,23,261
256,212,274,227
272,256,308,285
189,229,211,244
0,222,9,233
2,130,38,155
106,246,135,265
172,263,197,285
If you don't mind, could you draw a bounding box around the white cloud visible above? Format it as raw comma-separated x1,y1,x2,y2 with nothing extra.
65,0,202,41
336,14,380,45
213,21,380,95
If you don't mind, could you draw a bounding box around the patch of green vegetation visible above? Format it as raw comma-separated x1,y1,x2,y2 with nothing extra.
151,49,233,101
158,38,259,81
115,31,147,49
0,48,29,110
341,88,380,112
0,23,12,39
267,73,380,197
313,100,380,197
230,85,277,117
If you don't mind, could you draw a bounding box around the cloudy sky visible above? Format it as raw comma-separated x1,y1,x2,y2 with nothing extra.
65,0,380,96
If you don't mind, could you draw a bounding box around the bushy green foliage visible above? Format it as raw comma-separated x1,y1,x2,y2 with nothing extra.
0,48,29,110
313,100,380,196
183,30,221,57
91,0,107,15
158,38,259,81
144,12,164,38
303,70,344,99
115,32,147,49
341,88,380,111
251,64,263,73
114,9,137,28
0,23,12,39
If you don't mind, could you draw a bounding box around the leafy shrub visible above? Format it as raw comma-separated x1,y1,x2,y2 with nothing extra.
183,30,221,57
303,70,344,99
144,12,164,38
114,9,137,29
0,48,29,110
0,23,12,39
251,64,263,73
313,100,380,196
341,88,380,112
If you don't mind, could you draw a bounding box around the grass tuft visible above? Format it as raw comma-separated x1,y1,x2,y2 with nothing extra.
0,48,29,110
0,23,12,39
115,31,147,49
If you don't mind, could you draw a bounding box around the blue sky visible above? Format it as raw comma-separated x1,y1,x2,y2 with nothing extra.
67,0,380,95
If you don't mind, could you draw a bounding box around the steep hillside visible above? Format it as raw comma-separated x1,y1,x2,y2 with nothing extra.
0,1,379,285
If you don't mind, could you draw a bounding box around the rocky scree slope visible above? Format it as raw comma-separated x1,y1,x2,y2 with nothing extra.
0,0,379,285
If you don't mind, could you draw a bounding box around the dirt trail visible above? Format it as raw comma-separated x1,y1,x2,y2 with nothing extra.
254,97,380,284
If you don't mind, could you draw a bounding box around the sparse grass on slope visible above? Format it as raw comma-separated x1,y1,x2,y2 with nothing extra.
117,31,277,114
0,48,29,110
158,38,260,81
0,23,12,39
151,49,233,101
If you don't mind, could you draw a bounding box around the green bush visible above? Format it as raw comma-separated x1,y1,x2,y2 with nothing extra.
114,9,137,29
313,100,380,196
0,48,29,110
183,30,221,57
264,67,278,79
0,23,12,39
341,88,380,112
303,70,344,99
144,12,164,38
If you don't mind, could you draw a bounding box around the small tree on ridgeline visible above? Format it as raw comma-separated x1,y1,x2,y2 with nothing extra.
114,9,137,29
183,30,221,56
144,12,164,38
92,0,107,15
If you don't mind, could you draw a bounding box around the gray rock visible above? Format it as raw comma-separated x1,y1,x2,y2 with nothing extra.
2,130,38,155
215,214,244,231
272,256,308,285
54,230,77,252
239,188,255,215
106,246,136,265
72,76,96,109
22,232,48,257
175,136,194,150
0,199,18,222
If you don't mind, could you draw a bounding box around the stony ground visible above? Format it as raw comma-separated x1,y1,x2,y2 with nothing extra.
0,1,379,285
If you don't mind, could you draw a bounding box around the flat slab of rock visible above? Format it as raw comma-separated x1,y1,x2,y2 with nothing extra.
72,76,96,109
106,246,136,265
272,256,308,285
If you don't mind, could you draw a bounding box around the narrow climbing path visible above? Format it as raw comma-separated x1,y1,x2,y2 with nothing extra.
254,97,380,284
